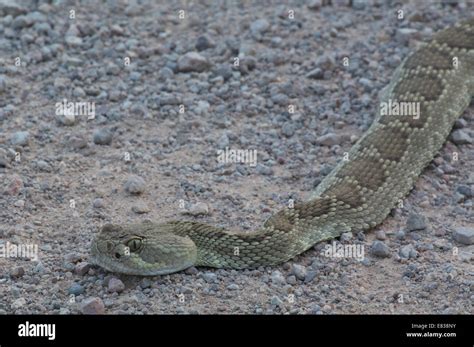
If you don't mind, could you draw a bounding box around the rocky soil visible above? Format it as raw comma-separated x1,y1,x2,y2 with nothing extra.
0,0,473,314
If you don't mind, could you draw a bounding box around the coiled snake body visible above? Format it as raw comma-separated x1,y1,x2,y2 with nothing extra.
91,19,474,275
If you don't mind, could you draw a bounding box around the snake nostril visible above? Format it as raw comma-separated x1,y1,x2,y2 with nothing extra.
114,253,121,259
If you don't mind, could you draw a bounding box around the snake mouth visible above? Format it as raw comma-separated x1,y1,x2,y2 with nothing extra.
90,256,195,276
90,241,195,276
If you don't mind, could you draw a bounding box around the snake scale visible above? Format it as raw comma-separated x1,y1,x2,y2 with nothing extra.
91,19,474,275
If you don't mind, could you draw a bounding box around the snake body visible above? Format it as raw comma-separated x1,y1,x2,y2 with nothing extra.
91,19,474,275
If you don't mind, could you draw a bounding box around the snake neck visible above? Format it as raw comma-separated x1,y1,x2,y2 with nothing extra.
167,213,346,269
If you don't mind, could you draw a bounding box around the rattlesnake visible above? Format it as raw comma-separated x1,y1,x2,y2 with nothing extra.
91,19,474,275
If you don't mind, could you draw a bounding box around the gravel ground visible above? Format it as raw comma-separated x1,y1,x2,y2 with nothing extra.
0,0,473,315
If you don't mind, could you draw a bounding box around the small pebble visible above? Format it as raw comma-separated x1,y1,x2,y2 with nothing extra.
306,68,324,79
202,272,217,283
64,252,83,264
456,185,472,198
271,270,286,285
10,131,30,146
74,262,91,276
13,199,25,208
57,113,76,126
10,266,25,279
250,19,270,37
92,198,105,209
340,232,353,242
451,130,472,145
227,283,239,290
140,278,152,289
93,129,113,145
124,175,146,195
375,230,387,240
406,213,427,232
316,133,340,146
453,227,474,245
399,245,418,259
68,283,85,296
195,35,215,51
12,298,27,310
80,297,105,314
307,0,322,10
395,230,406,240
270,295,284,308
256,164,274,176
183,202,209,216
108,278,125,293
281,122,296,137
291,264,307,281
371,241,391,258
177,52,210,72
304,270,319,284
132,202,151,214
184,267,199,276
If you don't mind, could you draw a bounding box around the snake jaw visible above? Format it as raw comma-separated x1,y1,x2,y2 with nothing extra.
90,223,198,276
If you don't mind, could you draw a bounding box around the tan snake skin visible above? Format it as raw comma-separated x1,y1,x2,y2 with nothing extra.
91,19,474,275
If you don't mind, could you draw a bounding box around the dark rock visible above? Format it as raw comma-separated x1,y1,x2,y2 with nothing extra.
406,213,427,232
371,241,390,258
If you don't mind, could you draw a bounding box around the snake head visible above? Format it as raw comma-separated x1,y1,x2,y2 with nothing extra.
90,223,197,276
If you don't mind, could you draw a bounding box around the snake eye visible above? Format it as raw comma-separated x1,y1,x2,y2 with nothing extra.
126,238,143,252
